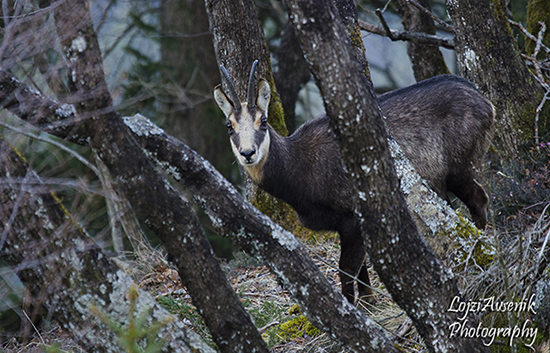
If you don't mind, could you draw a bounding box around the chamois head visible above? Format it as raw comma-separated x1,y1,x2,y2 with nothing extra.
214,61,271,171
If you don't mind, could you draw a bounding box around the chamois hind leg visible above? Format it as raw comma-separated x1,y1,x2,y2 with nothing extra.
447,171,489,229
338,221,374,304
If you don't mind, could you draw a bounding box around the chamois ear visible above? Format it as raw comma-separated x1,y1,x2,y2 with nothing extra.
257,79,271,114
214,85,234,118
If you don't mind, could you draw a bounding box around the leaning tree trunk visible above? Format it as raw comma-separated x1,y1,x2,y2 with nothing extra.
394,0,450,81
282,0,490,352
49,1,269,352
0,138,214,353
0,70,404,351
446,0,547,158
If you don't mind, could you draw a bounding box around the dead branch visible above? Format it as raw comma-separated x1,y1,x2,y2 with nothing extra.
509,19,550,55
358,19,455,49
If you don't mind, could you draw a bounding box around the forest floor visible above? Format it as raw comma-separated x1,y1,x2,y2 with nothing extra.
1,237,422,353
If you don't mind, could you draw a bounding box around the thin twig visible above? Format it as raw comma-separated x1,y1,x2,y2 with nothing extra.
534,21,547,58
96,0,117,35
0,120,100,177
517,21,550,146
535,86,550,146
509,19,550,55
154,31,211,39
405,0,454,33
375,9,395,40
22,309,45,345
2,0,10,28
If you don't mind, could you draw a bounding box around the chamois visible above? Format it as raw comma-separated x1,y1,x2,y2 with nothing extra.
214,61,494,304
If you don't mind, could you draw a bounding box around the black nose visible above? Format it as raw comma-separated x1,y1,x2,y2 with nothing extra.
240,149,256,160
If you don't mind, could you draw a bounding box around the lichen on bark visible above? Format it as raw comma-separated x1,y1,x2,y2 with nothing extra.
0,138,213,353
390,139,495,270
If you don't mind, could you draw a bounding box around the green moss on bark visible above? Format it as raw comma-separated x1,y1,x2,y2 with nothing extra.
429,212,495,271
251,187,322,242
266,80,289,137
526,0,550,57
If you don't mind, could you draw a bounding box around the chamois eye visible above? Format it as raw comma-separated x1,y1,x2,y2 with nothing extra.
260,115,268,129
226,120,234,132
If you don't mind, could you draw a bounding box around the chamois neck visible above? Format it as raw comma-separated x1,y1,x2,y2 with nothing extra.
244,126,290,187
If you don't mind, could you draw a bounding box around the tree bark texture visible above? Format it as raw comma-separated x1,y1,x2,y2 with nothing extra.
274,22,310,133
0,139,214,353
44,1,270,352
204,0,287,136
122,114,400,352
282,0,490,352
446,0,547,157
394,0,450,81
0,70,400,350
334,0,375,95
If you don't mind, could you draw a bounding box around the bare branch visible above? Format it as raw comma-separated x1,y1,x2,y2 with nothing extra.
405,0,454,32
375,8,395,40
535,21,548,58
516,21,550,145
358,19,455,49
509,19,550,55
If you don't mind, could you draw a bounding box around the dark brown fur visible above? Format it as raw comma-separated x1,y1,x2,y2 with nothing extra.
252,75,493,303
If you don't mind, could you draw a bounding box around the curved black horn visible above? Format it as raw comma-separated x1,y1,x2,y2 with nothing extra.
247,60,259,108
220,65,241,112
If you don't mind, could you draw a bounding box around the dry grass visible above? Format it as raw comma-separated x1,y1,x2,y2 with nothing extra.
4,208,550,352
1,236,424,352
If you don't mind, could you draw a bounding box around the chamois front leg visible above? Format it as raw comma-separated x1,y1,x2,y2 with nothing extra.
338,221,374,304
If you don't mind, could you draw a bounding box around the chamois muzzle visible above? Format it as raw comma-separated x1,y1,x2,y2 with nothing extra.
240,149,256,163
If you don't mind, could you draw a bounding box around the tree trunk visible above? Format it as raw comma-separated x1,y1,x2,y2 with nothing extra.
274,22,310,133
282,0,490,351
394,0,450,81
122,114,401,352
159,0,235,179
446,0,547,158
0,68,402,350
46,1,270,351
334,0,375,95
0,138,214,353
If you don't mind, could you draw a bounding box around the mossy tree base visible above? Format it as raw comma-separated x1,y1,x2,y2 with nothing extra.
249,184,330,243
